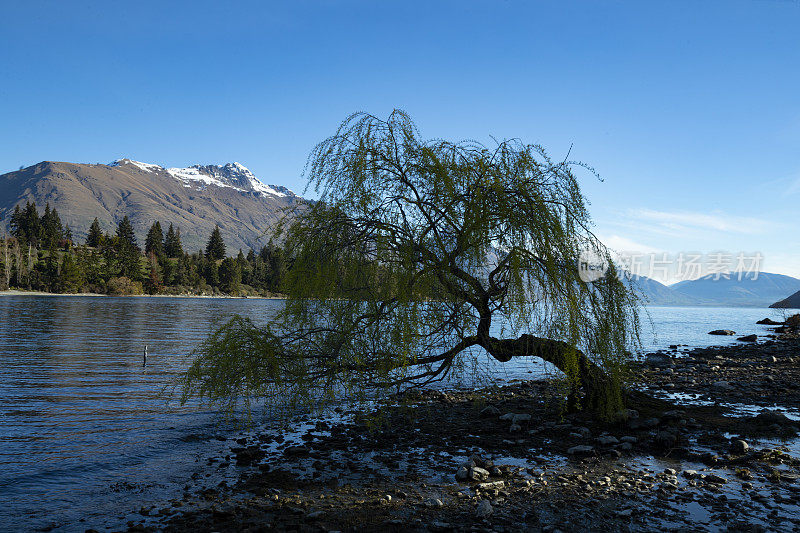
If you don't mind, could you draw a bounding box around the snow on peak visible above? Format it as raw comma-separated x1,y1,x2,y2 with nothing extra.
109,158,293,198
110,159,163,173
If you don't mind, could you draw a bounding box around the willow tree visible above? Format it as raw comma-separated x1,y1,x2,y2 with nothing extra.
180,110,640,418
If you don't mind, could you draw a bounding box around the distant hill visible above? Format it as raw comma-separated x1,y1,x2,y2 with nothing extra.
771,290,800,309
0,159,305,253
671,272,800,307
623,275,704,306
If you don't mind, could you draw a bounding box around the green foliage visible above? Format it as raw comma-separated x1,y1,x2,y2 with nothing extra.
107,276,144,296
205,225,226,260
164,223,183,257
144,251,163,294
86,218,103,247
59,253,84,293
145,221,164,258
115,216,141,279
205,260,220,287
9,201,68,249
219,257,242,294
181,110,641,419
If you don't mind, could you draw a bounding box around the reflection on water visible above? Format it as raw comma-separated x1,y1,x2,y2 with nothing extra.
0,297,789,531
0,296,282,532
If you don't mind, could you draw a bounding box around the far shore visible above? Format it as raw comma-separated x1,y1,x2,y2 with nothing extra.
0,289,286,300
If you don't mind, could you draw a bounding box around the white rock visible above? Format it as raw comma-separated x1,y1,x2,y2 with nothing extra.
423,497,444,508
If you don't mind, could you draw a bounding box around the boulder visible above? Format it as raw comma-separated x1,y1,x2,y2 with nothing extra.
500,412,532,424
476,480,504,490
469,467,490,481
754,410,792,426
705,473,727,484
730,439,749,455
596,435,619,446
475,500,493,519
512,413,532,424
708,330,736,336
757,318,783,325
423,498,444,508
737,334,758,342
644,353,672,366
567,445,595,455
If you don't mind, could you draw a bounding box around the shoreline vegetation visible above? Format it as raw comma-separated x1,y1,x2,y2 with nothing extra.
0,288,287,299
1,201,292,298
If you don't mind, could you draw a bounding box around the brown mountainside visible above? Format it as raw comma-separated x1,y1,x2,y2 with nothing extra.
0,159,304,253
771,290,800,309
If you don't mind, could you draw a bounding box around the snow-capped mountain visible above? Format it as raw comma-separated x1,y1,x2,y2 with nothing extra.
110,159,295,199
0,159,307,253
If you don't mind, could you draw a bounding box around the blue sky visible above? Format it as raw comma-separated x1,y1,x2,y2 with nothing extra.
1,0,798,282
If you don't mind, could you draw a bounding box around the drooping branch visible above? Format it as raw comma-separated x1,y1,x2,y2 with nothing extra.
179,110,640,419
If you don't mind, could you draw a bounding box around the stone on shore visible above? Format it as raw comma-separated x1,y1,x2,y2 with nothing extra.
708,330,736,336
730,439,749,454
475,500,493,519
737,334,758,342
567,445,595,455
469,467,491,481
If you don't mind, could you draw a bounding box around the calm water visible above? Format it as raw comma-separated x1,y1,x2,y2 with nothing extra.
0,296,789,532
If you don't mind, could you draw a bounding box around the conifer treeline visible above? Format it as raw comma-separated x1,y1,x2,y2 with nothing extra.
1,203,288,296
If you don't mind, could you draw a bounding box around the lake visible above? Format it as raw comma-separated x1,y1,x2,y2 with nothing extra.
0,296,789,532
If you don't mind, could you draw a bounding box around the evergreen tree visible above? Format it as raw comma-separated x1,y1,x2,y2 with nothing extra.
164,223,184,258
173,255,189,286
115,216,141,279
144,251,162,294
0,236,8,290
116,216,138,249
59,253,84,293
63,225,73,247
205,225,226,260
41,203,64,249
86,218,103,247
267,245,287,292
205,260,220,287
145,221,164,258
219,257,241,294
9,205,24,244
23,202,41,247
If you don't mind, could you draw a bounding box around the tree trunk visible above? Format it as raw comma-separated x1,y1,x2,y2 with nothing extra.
480,334,621,414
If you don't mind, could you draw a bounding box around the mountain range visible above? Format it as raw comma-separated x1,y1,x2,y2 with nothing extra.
2,159,799,307
628,272,800,308
0,159,305,253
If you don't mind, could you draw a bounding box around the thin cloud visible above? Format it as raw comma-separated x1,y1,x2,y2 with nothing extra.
599,234,662,255
629,208,774,235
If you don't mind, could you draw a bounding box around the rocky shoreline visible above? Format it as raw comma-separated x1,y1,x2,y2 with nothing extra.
120,333,800,532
